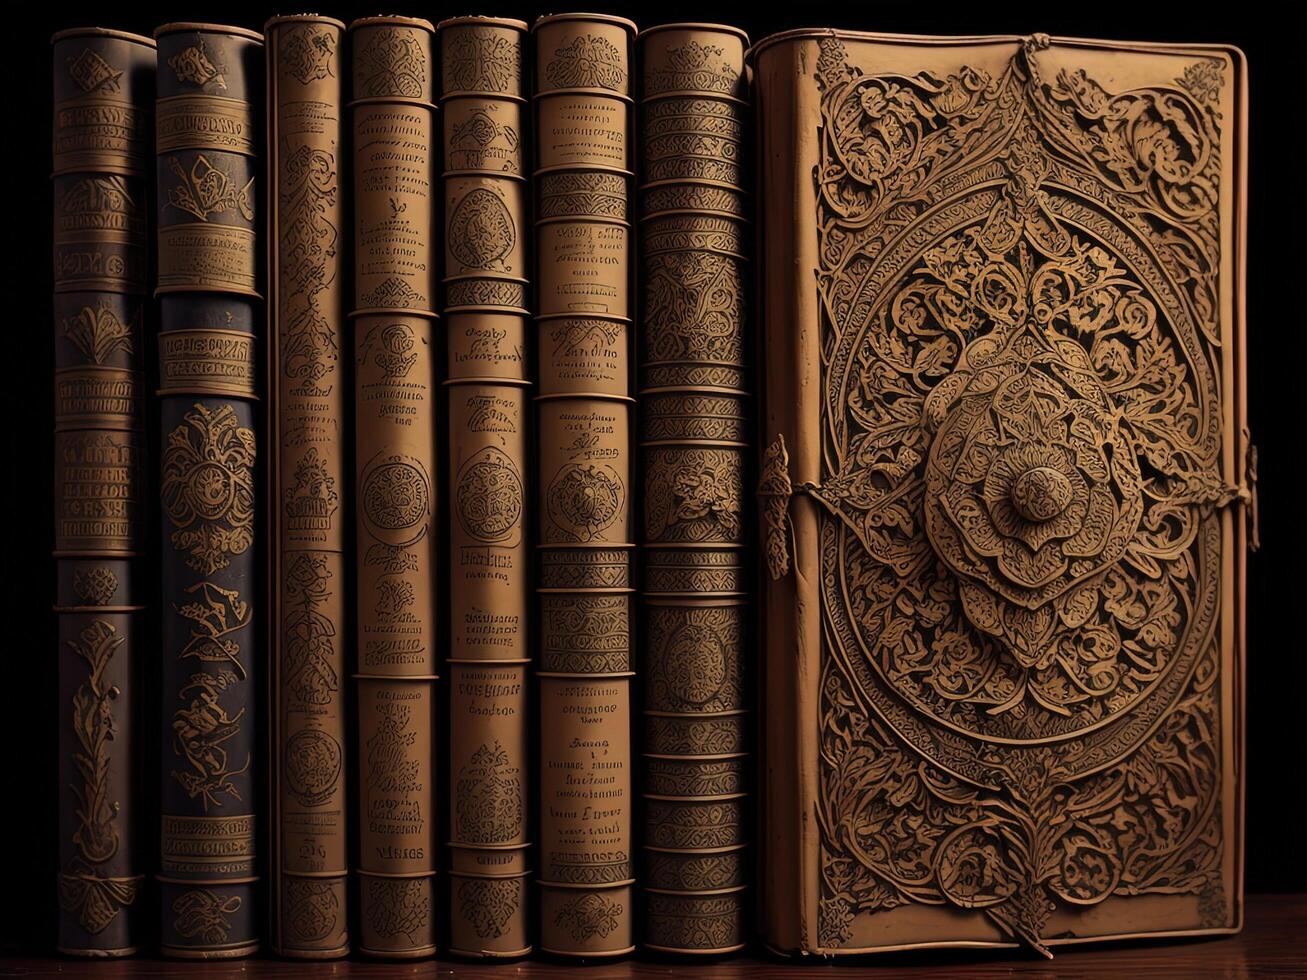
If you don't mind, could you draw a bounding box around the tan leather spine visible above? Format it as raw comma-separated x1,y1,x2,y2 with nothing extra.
532,12,638,958
636,23,751,955
438,15,533,959
349,16,439,960
51,26,154,958
265,14,349,959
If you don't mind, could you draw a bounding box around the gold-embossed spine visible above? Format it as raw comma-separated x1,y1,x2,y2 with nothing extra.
154,22,263,960
533,13,638,958
438,16,533,959
52,30,154,956
636,25,751,955
349,17,439,959
266,16,349,959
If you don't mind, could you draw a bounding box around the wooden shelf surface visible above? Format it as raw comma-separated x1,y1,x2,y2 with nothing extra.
3,894,1304,977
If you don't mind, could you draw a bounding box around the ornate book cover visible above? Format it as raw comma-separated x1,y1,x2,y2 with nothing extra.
265,14,349,958
532,12,638,958
438,15,533,958
51,26,154,957
752,30,1250,956
636,23,752,955
348,16,439,959
154,21,263,959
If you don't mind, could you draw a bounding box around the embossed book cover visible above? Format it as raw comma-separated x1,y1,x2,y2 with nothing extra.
752,31,1250,955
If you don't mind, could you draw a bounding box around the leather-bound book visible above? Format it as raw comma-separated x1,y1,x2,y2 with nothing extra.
636,23,751,956
532,12,637,958
348,16,439,960
51,26,154,958
153,21,263,959
265,14,349,959
438,15,533,959
752,30,1251,956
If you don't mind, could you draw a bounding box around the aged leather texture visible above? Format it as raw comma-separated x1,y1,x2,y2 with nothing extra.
754,30,1250,956
154,22,264,960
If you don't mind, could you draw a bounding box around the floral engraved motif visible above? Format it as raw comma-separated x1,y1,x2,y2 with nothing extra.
546,34,626,91
169,39,226,90
170,669,249,809
455,741,522,845
547,463,624,542
162,404,256,574
356,29,426,99
1176,60,1225,107
809,37,1229,953
284,448,339,531
285,880,338,942
643,250,743,364
366,877,428,942
281,25,336,85
175,581,251,679
448,187,515,271
444,31,520,93
62,301,136,365
283,554,338,707
172,889,240,945
458,878,521,939
554,892,622,942
165,154,255,222
456,448,524,544
644,449,742,543
58,620,141,934
279,144,339,391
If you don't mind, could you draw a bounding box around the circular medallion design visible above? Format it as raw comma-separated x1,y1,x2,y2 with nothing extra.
361,455,431,543
449,187,515,270
284,729,342,807
547,463,623,541
188,461,236,520
456,447,523,543
661,622,728,707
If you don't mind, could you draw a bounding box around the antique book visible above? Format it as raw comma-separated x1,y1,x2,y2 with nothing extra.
51,25,154,958
154,21,263,959
265,14,349,959
348,15,439,959
637,23,752,955
752,31,1251,955
533,12,638,958
438,15,533,958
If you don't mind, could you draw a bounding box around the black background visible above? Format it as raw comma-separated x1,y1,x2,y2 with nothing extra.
4,0,1305,957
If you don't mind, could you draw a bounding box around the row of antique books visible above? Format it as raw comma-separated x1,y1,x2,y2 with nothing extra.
53,10,1252,965
53,13,750,959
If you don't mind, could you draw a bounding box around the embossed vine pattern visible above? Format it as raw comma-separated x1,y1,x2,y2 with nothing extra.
810,37,1229,953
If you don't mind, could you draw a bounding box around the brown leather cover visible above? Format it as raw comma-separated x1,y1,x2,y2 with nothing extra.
348,16,439,960
52,30,154,956
438,15,533,959
154,21,263,960
265,15,349,959
636,23,751,956
752,30,1250,956
532,12,638,958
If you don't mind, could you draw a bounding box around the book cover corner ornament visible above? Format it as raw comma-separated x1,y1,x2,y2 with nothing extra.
754,30,1249,958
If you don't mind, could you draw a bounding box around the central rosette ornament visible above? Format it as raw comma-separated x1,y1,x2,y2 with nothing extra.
922,332,1144,668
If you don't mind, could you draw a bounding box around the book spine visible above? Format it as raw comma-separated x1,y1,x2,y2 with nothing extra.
438,16,533,958
348,16,439,960
635,25,752,955
153,22,263,959
532,12,638,958
51,26,154,958
265,15,349,958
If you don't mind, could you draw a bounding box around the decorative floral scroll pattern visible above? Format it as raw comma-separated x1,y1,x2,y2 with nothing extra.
811,37,1229,953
